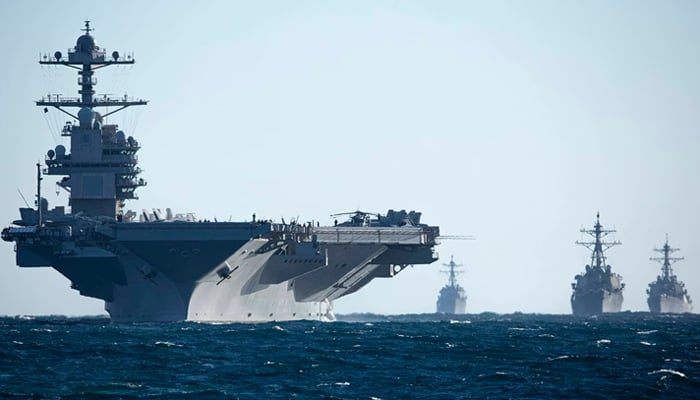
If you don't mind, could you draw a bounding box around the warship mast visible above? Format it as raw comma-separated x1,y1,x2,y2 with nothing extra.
38,21,147,219
441,256,464,289
576,212,621,271
650,235,683,280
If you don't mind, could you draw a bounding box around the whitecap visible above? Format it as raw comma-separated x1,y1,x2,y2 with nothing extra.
648,369,687,379
449,320,471,324
548,355,572,361
639,341,655,346
109,382,142,389
595,339,611,346
637,330,658,335
154,341,182,347
12,341,23,345
316,382,351,387
272,325,286,332
364,323,374,326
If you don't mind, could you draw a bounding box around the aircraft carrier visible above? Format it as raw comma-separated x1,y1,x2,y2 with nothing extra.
436,256,466,314
571,213,624,315
647,237,693,313
1,22,441,322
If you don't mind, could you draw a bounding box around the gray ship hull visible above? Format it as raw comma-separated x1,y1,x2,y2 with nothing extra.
647,294,693,314
571,290,623,316
436,287,466,314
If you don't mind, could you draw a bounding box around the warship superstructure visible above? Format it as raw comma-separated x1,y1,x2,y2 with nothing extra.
436,256,466,314
1,23,441,322
647,237,692,313
571,213,624,315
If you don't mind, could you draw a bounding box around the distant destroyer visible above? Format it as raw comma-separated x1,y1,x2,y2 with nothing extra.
1,22,441,322
647,237,692,313
571,213,624,315
436,256,467,314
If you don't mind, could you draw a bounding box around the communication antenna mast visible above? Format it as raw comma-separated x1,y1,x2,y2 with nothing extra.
650,234,683,279
441,255,464,288
576,212,620,269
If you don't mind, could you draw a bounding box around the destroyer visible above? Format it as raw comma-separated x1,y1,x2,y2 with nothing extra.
1,23,440,322
436,256,466,314
647,236,693,313
571,213,624,315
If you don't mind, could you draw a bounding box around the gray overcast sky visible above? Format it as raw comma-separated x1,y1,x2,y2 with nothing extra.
1,1,698,316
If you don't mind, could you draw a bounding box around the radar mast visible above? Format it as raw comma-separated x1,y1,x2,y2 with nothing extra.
441,255,464,288
650,235,684,280
38,21,148,219
576,213,621,270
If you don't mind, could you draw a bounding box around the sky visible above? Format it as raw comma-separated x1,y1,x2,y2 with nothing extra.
0,1,698,316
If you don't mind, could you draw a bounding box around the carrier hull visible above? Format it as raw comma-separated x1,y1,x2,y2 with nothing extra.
6,220,439,322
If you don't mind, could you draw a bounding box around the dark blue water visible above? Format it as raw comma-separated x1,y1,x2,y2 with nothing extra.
1,313,699,399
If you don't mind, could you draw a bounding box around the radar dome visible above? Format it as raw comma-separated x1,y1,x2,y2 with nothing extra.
78,107,94,127
54,51,62,61
47,149,55,159
76,34,96,54
55,145,66,159
116,130,126,144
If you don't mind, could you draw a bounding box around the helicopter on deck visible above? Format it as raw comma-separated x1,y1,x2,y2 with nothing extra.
330,209,425,227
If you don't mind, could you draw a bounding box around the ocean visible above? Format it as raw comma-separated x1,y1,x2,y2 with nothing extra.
1,313,698,399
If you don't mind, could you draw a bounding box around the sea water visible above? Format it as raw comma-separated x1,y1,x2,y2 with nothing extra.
1,313,698,399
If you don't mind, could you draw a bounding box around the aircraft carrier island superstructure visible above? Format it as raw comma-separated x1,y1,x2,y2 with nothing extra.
1,23,440,322
647,237,693,313
571,213,624,316
436,256,466,314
